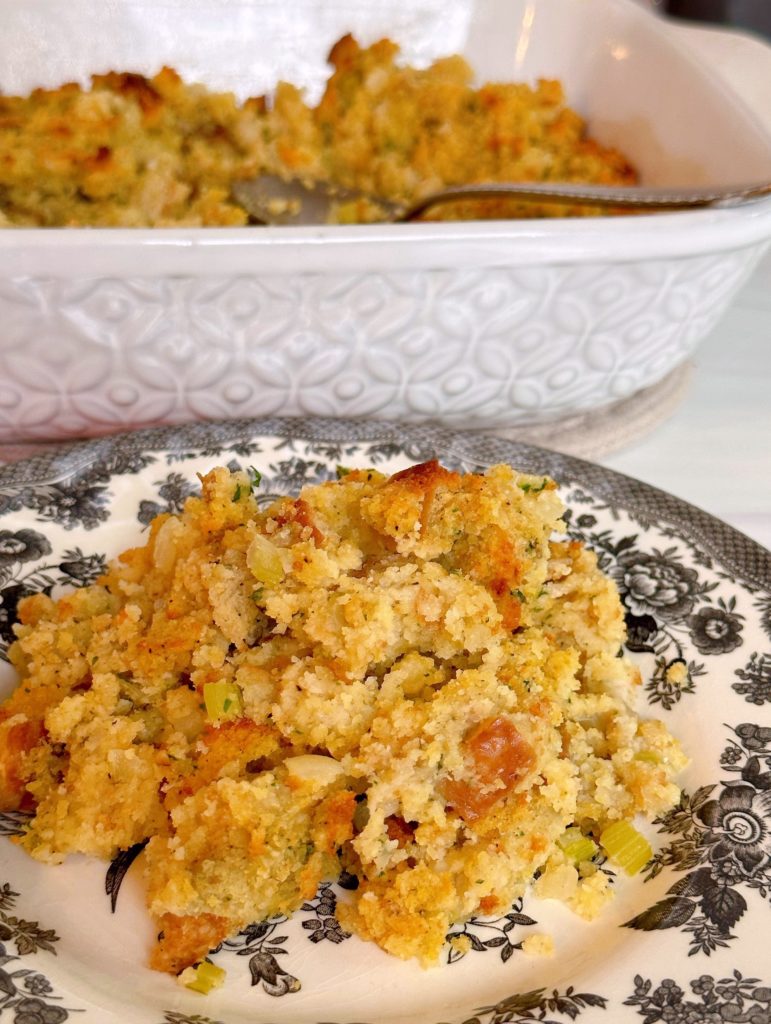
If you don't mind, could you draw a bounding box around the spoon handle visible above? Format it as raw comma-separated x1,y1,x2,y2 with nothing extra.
402,180,771,218
233,173,771,225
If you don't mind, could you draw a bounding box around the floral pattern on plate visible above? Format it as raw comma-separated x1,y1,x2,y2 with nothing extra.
629,724,771,957
0,417,768,1024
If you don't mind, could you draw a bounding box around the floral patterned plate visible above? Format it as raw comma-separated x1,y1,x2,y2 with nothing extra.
0,417,769,1024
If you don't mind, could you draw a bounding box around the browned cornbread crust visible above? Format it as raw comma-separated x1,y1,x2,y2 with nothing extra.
0,35,636,226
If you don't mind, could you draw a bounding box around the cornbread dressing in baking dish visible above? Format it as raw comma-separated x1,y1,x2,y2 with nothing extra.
0,461,685,979
0,35,636,227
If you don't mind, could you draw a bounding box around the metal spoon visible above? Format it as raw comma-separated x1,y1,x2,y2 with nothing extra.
231,174,771,225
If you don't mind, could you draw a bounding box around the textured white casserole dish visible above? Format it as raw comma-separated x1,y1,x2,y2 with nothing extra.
1,0,770,440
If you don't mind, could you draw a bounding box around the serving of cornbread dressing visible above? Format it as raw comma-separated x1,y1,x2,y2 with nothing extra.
0,460,686,984
0,34,636,227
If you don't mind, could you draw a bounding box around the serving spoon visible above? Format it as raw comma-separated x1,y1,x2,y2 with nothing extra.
231,174,771,226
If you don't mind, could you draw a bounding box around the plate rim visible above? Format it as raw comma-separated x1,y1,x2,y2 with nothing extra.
1,414,770,1024
1,415,768,591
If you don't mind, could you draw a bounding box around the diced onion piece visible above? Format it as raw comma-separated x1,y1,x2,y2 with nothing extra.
534,862,578,900
247,533,284,587
152,516,185,574
179,960,226,994
284,754,344,787
203,680,243,723
600,820,652,875
557,827,598,864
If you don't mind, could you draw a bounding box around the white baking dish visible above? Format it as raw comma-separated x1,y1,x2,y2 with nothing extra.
1,0,770,440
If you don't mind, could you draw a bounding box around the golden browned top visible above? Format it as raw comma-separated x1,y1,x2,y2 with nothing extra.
0,35,636,227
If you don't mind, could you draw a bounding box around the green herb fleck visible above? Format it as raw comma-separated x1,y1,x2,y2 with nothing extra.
232,483,242,502
247,466,262,491
519,478,548,494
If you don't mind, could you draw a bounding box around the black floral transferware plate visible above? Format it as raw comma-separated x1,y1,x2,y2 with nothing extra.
0,417,769,1024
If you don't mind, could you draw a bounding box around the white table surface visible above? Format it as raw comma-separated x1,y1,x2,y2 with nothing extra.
598,16,771,556
601,245,771,553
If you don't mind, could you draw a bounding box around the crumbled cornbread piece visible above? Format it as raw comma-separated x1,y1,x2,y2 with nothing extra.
521,933,555,957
